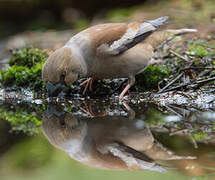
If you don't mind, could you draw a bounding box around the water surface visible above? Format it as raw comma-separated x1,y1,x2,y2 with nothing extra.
0,99,215,180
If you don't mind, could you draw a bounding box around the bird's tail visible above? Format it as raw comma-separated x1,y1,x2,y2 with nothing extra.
145,28,197,48
147,16,169,28
147,16,197,35
166,28,197,35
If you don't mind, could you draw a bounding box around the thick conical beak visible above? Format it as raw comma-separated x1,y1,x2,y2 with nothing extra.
46,81,65,97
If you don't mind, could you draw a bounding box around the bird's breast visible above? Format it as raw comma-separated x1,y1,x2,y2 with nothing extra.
87,44,153,79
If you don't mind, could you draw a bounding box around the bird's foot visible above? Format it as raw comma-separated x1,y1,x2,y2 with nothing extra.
122,101,135,120
122,101,131,111
80,101,106,117
80,78,94,95
119,95,129,102
118,84,131,100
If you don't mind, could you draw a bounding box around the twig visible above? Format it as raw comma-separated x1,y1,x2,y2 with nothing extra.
169,49,188,62
160,76,215,93
198,69,211,78
170,129,190,136
161,82,189,93
176,91,195,100
158,72,184,93
163,104,183,117
181,67,215,71
158,61,195,93
195,76,215,88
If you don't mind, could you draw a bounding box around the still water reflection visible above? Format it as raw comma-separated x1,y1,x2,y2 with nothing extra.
1,100,215,179
41,102,215,176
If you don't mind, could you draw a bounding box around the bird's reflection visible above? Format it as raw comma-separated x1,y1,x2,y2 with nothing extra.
42,103,195,172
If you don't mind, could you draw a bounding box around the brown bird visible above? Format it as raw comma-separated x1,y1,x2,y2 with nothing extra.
42,104,195,171
42,16,197,99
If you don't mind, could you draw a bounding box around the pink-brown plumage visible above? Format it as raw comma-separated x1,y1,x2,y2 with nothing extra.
42,16,197,98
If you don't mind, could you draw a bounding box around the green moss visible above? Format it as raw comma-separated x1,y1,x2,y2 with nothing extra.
188,44,209,57
0,106,42,135
0,47,47,91
9,48,47,67
136,65,170,91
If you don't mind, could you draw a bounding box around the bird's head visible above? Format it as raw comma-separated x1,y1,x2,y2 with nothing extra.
42,47,83,97
42,104,88,152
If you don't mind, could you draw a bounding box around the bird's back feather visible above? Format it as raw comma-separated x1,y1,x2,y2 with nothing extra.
96,16,169,56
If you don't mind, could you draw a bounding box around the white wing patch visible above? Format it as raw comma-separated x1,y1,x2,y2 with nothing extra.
109,23,156,52
97,22,156,56
109,28,137,51
136,22,156,36
97,16,169,56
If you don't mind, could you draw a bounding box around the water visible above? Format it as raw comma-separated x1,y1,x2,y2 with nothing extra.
0,98,215,180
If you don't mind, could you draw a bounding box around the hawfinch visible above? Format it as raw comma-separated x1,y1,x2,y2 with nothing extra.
42,16,197,99
42,104,195,171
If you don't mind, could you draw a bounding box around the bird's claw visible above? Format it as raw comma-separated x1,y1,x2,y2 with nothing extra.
80,101,106,117
80,78,94,95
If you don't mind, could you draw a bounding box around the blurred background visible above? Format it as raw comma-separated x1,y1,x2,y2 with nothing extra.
0,0,215,50
0,0,213,65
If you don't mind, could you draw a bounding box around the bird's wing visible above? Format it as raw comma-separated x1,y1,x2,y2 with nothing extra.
95,16,169,56
97,142,166,172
